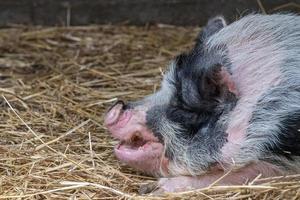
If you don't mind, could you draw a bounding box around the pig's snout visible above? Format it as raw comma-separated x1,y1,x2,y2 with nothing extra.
104,100,126,126
104,101,168,176
108,100,125,112
104,100,137,141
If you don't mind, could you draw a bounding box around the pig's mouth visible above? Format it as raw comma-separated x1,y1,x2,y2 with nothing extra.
114,131,162,155
115,130,163,175
116,133,151,150
114,130,165,175
105,102,167,175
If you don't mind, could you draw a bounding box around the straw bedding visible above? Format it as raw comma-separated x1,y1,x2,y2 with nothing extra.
0,24,299,199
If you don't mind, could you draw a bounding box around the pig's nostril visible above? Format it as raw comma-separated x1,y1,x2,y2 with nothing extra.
114,100,125,107
123,104,130,110
107,100,125,112
123,102,135,110
105,100,127,126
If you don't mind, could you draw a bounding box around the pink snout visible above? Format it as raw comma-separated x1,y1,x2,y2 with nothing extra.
104,101,168,176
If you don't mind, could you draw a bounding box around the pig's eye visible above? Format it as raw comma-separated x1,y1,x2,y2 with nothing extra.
176,87,202,112
167,106,199,121
166,105,209,135
180,101,195,112
168,99,204,121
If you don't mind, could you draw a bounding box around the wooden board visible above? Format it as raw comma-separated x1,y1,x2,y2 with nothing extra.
0,0,299,26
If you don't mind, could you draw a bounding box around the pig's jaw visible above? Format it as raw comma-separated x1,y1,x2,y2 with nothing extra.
105,104,169,176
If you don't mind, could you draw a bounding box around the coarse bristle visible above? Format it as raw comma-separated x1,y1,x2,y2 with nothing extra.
0,24,299,200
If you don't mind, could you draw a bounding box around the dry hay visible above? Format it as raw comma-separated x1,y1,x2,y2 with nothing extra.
0,24,299,200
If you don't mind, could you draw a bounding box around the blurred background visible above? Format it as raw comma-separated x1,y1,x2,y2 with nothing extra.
1,0,300,27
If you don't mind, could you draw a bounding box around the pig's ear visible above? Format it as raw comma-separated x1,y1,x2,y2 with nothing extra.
195,16,227,47
200,64,237,99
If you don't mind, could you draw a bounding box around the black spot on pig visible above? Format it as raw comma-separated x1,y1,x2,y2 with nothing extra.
171,45,237,113
248,84,300,163
146,46,237,161
145,105,166,142
146,16,236,162
266,111,300,159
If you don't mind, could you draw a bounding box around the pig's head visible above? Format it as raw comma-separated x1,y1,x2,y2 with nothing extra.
105,17,238,177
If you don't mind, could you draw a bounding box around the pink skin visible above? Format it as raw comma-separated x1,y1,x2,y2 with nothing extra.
220,67,239,96
221,44,282,161
152,162,283,193
104,103,169,176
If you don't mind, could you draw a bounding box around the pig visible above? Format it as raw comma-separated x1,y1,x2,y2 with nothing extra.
104,14,300,193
